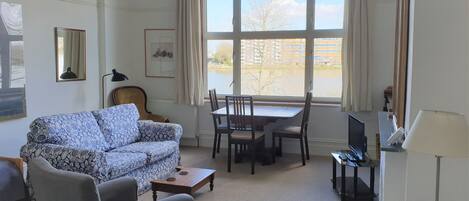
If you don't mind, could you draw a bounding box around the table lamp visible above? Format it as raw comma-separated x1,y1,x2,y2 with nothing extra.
101,69,128,108
402,110,469,201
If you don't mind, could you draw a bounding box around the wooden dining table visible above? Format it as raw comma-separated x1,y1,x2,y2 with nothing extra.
211,104,304,164
211,105,303,120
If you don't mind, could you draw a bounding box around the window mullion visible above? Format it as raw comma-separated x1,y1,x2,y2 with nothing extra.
233,0,241,95
305,0,315,94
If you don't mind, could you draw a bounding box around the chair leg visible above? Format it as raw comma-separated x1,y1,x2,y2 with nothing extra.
251,143,256,175
234,144,239,163
271,134,276,163
279,137,283,157
217,133,222,153
212,132,218,159
228,139,232,173
304,134,310,160
300,137,306,166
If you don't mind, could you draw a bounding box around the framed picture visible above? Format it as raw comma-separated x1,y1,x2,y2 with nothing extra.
145,29,177,78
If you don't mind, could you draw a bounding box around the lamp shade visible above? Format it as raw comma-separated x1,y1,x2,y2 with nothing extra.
60,67,78,79
111,69,128,82
402,110,469,157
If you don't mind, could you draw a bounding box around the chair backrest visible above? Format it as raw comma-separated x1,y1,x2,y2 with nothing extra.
29,158,100,201
112,86,149,119
301,92,313,134
208,89,222,125
225,96,255,138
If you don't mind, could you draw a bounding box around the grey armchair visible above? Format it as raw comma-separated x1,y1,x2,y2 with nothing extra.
29,157,137,201
28,158,194,201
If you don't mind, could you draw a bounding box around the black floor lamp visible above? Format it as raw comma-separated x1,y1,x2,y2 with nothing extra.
102,69,128,108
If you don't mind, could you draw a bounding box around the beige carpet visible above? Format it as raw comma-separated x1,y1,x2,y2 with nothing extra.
139,147,379,201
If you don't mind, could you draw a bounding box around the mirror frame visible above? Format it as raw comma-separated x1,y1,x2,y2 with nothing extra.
54,27,87,82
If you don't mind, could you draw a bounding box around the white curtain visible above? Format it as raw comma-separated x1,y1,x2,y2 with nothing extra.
63,31,85,76
341,0,372,112
0,2,23,36
176,0,205,106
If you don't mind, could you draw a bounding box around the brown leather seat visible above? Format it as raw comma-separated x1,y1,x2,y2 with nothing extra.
112,86,169,123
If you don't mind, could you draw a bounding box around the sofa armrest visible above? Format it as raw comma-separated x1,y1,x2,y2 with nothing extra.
138,121,183,144
20,143,108,182
97,177,138,201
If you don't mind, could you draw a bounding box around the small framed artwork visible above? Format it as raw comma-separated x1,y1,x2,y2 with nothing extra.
145,29,177,78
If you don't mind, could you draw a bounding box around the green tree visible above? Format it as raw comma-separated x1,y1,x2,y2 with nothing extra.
213,42,232,66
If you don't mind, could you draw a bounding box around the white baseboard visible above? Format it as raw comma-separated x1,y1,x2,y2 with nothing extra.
182,131,378,159
181,137,198,147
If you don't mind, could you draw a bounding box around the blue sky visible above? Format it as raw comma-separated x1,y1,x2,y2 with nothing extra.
207,0,344,32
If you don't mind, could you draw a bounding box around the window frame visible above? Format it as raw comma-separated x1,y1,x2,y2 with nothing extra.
203,0,344,103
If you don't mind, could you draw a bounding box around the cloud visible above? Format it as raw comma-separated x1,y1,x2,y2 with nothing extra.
270,0,307,18
315,3,344,29
241,0,344,30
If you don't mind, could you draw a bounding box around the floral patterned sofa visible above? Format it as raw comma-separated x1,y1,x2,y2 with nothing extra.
20,104,182,194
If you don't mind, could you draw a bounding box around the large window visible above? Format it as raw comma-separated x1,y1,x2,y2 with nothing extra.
205,0,344,101
0,2,26,119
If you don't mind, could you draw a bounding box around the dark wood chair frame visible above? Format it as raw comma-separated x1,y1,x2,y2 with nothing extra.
112,86,169,123
225,96,265,175
272,92,312,165
208,89,233,159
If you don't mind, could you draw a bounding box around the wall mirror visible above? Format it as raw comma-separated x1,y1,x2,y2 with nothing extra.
55,27,86,82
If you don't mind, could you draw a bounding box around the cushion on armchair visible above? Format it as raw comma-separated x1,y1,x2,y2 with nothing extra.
92,104,140,149
29,112,110,151
110,141,178,163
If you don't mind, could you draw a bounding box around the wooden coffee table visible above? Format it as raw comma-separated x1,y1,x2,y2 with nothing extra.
151,167,216,201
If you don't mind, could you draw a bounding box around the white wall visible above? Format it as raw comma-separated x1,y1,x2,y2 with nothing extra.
0,0,398,158
405,0,469,200
0,0,101,157
100,0,135,106
102,0,397,156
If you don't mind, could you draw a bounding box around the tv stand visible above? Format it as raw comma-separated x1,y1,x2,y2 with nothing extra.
331,150,376,201
339,151,360,162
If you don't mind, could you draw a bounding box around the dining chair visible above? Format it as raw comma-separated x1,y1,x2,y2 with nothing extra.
225,95,265,175
209,89,232,159
271,91,312,165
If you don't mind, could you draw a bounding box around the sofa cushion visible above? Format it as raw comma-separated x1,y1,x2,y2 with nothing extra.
110,141,178,163
29,112,110,151
105,152,147,179
92,104,140,149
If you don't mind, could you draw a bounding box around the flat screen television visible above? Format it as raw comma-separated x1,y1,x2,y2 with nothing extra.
348,114,367,161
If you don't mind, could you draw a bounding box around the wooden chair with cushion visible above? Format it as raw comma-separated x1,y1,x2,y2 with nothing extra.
271,91,312,166
112,86,169,123
225,96,265,175
209,89,232,159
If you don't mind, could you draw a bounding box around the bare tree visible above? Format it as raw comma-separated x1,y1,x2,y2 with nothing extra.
242,0,291,95
242,0,289,31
